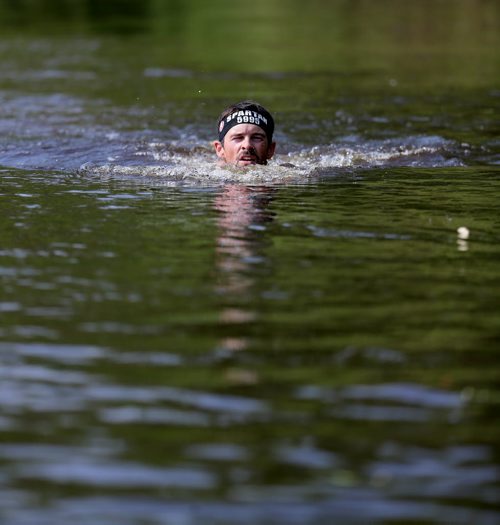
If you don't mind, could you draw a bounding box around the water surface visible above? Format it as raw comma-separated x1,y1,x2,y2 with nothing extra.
0,1,499,524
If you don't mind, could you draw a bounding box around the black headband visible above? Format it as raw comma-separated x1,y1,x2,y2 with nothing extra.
218,106,274,144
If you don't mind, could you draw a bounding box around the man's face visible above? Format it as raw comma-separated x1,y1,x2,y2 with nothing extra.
213,123,276,166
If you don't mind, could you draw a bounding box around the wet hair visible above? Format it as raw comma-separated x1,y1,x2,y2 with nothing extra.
217,100,275,144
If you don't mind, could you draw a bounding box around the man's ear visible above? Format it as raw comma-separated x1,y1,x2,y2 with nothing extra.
266,141,276,160
213,140,226,161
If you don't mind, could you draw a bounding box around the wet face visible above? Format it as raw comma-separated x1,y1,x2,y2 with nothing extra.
213,123,276,166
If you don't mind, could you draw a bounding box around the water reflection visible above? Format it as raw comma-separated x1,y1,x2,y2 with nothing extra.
214,184,275,355
214,185,275,293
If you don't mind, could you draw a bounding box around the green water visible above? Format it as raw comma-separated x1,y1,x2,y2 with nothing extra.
0,1,499,524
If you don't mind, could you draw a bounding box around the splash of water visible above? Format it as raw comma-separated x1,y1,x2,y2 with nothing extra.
78,134,463,186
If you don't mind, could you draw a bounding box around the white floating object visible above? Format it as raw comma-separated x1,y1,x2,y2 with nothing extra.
457,226,470,240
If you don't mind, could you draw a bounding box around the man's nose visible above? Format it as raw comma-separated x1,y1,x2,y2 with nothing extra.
241,137,252,149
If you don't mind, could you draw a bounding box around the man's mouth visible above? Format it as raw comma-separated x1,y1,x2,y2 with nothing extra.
237,151,260,165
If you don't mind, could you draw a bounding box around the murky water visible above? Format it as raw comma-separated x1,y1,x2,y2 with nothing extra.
1,1,499,524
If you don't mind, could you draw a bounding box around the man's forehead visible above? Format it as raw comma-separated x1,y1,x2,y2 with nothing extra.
226,123,267,137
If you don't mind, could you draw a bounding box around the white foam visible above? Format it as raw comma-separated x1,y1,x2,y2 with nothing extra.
78,134,462,186
79,156,313,186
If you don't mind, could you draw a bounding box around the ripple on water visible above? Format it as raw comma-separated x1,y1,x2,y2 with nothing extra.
17,459,215,489
0,342,106,364
368,443,499,505
4,495,497,525
99,406,210,426
295,382,465,423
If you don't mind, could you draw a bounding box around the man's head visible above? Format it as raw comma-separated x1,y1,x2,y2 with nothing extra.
213,100,276,166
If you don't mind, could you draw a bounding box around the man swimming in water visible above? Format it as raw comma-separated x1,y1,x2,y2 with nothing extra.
213,100,276,166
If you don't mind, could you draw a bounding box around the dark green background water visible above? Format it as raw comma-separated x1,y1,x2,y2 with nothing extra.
0,1,499,524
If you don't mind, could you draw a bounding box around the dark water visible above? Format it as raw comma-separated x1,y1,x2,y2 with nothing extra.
1,1,499,524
